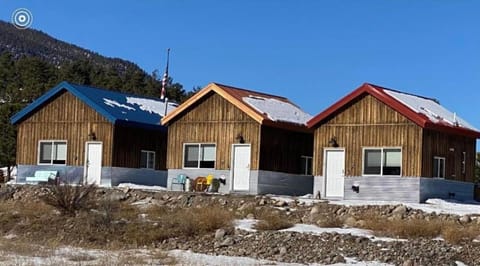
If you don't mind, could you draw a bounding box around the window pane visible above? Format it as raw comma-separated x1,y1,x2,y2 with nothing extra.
54,142,67,160
433,158,439,177
383,149,401,175
140,151,148,168
300,156,312,175
433,157,445,178
52,142,67,164
40,142,52,163
364,149,381,175
184,145,199,168
439,158,445,178
147,152,155,169
201,145,216,161
200,144,215,168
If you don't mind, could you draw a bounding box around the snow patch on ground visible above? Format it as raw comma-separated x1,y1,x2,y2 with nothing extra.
117,183,167,191
330,198,480,216
235,219,405,242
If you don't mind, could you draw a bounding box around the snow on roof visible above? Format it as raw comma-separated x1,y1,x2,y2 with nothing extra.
242,95,312,125
126,97,177,116
103,98,135,111
384,89,478,131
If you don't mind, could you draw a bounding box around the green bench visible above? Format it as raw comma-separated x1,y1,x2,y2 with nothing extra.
25,170,58,184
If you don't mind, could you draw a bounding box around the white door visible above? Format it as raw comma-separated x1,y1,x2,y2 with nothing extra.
324,149,345,198
85,142,102,185
232,144,251,191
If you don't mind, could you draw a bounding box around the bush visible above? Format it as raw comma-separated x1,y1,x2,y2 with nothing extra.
254,212,293,231
41,183,96,216
442,225,480,244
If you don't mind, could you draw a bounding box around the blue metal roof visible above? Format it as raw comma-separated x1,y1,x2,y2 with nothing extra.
10,81,177,130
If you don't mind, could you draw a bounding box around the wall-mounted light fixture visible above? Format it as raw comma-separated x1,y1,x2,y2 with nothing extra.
236,133,245,144
328,136,339,147
88,131,97,141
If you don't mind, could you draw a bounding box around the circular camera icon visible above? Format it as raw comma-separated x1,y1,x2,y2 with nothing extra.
11,8,33,29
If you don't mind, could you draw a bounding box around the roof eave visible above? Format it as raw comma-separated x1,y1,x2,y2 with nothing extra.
161,83,265,125
262,120,312,133
424,122,480,139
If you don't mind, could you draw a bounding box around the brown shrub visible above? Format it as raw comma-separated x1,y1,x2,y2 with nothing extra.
442,224,480,244
360,217,443,239
41,183,96,215
254,212,293,231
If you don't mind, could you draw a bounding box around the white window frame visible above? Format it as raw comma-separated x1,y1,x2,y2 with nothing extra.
362,147,402,176
140,150,155,169
38,140,67,165
300,155,313,175
182,143,216,169
433,156,446,179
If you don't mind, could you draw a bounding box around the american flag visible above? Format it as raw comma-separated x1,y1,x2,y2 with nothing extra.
161,48,170,100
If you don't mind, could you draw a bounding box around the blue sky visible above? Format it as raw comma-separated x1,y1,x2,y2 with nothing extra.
0,1,479,129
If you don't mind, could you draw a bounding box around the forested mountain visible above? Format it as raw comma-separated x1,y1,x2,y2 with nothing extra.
0,20,198,177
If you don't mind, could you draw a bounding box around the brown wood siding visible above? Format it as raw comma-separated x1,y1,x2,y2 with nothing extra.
312,94,423,177
166,92,260,169
421,129,476,182
16,91,113,166
260,125,313,174
112,125,167,170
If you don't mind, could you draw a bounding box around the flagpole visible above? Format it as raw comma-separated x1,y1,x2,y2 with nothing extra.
160,48,170,101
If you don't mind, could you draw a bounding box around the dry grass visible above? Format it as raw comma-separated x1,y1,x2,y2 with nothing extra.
362,218,443,239
357,214,480,244
254,211,293,231
441,224,480,244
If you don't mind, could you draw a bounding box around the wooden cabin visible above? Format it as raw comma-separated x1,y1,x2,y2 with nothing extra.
11,81,177,186
162,83,313,195
307,83,480,202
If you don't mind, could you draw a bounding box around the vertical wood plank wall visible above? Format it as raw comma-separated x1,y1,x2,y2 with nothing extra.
260,125,313,174
421,129,476,182
312,94,423,177
16,91,114,166
166,92,260,170
112,125,168,170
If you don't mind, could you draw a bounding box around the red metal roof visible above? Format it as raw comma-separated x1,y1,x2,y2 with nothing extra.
307,83,480,138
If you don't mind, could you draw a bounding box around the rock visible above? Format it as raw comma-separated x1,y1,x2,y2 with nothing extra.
459,215,471,223
259,199,266,206
246,213,255,219
402,259,414,266
121,186,130,194
344,216,357,227
279,246,287,256
392,205,407,216
108,191,127,201
217,237,234,247
275,200,287,207
162,194,171,201
310,205,321,215
355,219,366,228
215,229,226,240
238,203,249,211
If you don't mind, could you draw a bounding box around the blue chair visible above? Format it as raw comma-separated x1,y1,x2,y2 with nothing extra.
171,174,187,191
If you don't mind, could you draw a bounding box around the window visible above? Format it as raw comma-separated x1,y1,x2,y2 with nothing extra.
38,141,67,165
363,148,401,176
183,143,216,168
300,156,312,175
461,152,466,175
433,157,445,178
140,150,155,169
